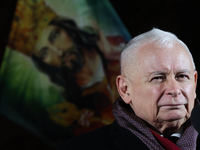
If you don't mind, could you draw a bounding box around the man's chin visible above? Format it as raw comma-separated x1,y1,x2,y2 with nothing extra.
160,108,188,121
163,113,186,122
159,115,187,129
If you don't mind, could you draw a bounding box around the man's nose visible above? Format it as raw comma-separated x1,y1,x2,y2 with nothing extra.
165,78,181,97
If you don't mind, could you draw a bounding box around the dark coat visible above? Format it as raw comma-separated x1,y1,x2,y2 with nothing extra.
56,121,149,150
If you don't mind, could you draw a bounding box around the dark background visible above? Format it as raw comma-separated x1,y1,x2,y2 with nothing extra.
0,0,200,149
110,0,200,94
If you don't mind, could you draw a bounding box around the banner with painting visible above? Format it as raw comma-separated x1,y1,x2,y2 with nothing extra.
0,0,131,145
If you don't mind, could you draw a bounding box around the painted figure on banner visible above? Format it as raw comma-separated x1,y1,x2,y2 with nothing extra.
32,16,116,134
3,0,131,140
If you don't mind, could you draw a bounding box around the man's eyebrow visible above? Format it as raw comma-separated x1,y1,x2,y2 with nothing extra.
147,71,168,75
148,69,191,75
176,69,191,74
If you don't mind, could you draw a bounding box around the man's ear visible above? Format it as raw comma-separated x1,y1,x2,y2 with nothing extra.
194,71,198,89
116,75,132,104
194,71,198,99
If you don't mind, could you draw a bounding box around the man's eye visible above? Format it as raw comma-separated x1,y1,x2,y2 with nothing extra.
176,74,189,80
49,28,60,43
52,32,59,41
151,76,165,82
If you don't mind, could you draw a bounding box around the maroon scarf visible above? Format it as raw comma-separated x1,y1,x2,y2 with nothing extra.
112,97,198,150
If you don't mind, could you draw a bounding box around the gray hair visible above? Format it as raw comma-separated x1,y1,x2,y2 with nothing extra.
120,28,195,76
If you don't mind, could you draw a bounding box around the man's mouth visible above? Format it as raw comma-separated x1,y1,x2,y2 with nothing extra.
161,104,184,109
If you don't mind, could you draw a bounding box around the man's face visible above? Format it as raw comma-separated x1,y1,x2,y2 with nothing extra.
119,42,197,134
34,25,84,73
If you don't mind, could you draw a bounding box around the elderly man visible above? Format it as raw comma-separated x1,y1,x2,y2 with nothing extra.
57,28,199,150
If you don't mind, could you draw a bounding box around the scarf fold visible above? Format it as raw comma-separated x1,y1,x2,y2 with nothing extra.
112,97,198,150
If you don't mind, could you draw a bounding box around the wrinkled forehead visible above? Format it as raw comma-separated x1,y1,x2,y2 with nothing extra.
128,42,194,75
137,41,191,60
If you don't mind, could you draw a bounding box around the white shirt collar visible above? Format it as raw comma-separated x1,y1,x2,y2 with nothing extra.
160,125,184,138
